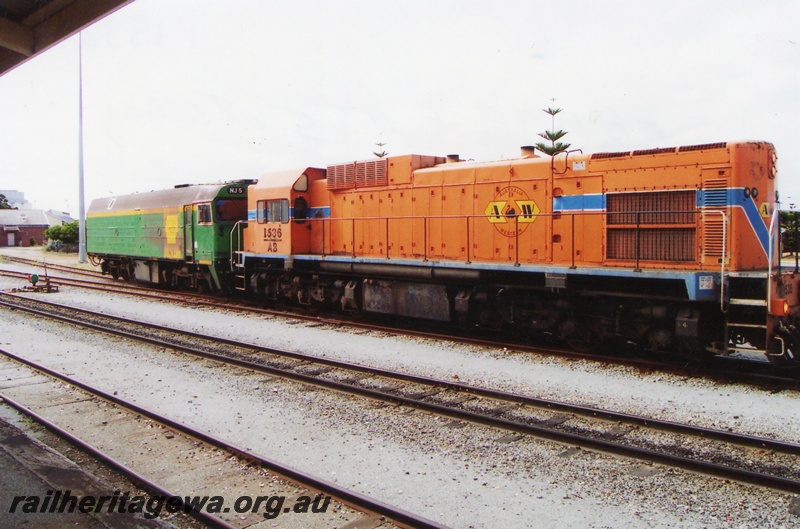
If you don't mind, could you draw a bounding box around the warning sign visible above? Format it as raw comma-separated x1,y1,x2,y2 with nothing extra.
484,186,540,237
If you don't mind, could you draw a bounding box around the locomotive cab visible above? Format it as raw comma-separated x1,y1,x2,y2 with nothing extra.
240,167,327,259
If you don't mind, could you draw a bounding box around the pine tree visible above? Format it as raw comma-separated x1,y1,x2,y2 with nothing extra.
781,210,799,257
534,107,571,156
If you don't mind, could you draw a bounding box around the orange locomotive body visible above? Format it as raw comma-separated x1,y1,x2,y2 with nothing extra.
236,141,799,363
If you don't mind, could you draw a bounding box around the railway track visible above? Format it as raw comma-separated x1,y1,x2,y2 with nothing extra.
0,267,188,297
2,259,799,392
0,348,446,529
2,292,800,496
0,254,105,279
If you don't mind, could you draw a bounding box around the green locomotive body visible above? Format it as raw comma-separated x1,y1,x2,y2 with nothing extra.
87,182,250,290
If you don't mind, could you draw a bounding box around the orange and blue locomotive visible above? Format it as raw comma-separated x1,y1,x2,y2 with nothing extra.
234,141,799,363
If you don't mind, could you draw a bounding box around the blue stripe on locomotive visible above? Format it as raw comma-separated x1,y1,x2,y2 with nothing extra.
247,206,330,222
552,194,605,211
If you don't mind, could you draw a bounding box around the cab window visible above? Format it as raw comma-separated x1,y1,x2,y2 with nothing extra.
214,199,247,222
293,196,308,224
197,203,212,225
257,199,289,224
293,173,309,192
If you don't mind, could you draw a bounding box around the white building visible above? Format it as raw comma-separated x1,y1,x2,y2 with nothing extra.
0,190,32,210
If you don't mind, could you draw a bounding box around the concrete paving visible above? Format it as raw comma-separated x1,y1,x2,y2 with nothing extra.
0,414,176,528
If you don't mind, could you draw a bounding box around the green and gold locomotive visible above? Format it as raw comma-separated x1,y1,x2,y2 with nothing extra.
87,182,251,291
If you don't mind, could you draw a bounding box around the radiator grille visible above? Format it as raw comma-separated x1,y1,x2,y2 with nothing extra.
607,190,695,225
328,159,387,190
606,190,697,262
608,229,696,261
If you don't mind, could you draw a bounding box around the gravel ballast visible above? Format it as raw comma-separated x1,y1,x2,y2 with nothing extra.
1,249,799,527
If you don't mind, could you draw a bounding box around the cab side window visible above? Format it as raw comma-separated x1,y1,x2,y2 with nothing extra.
197,204,212,225
256,200,266,223
293,196,308,224
257,199,289,224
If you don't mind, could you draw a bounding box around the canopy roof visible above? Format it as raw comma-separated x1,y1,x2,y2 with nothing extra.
0,0,133,77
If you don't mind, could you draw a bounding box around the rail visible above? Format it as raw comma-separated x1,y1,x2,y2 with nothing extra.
0,347,450,529
4,299,800,495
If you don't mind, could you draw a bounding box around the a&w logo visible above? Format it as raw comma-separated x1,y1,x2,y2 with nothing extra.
484,186,540,237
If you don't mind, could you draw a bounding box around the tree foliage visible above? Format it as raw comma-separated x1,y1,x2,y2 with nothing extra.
45,221,79,244
534,107,571,156
0,194,14,209
781,210,800,255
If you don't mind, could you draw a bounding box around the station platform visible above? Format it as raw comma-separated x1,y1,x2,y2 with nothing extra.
0,415,177,529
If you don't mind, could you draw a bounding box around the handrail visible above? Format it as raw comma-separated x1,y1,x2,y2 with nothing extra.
551,148,584,175
767,207,781,311
269,210,733,292
315,210,711,267
230,220,247,271
700,209,727,312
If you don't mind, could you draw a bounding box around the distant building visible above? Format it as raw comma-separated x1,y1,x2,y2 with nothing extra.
44,210,75,225
0,209,75,247
0,190,32,210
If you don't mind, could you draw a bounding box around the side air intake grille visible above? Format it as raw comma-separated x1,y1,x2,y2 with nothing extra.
591,142,727,160
702,179,728,258
632,147,676,156
678,142,727,152
703,189,729,207
591,151,629,160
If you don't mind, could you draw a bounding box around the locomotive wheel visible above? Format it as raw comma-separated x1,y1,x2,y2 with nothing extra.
560,320,596,352
564,331,595,352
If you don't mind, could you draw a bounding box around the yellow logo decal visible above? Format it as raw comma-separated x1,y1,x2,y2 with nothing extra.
516,200,540,223
165,214,180,244
485,186,540,237
759,202,770,218
484,201,508,223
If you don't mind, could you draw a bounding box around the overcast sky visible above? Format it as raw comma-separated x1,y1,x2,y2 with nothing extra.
1,0,798,215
